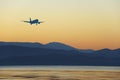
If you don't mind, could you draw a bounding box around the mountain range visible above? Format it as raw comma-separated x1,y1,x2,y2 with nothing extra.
0,42,120,66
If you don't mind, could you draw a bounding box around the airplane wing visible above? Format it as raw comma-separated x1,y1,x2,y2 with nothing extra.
40,21,44,23
23,21,30,23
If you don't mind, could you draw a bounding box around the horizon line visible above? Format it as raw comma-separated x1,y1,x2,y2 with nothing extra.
0,41,120,51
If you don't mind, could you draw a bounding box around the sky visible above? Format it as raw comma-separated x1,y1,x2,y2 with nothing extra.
0,0,120,50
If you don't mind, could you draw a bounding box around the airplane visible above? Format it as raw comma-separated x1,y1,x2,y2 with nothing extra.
23,18,44,25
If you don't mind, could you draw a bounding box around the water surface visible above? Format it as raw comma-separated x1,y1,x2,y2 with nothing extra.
0,66,120,71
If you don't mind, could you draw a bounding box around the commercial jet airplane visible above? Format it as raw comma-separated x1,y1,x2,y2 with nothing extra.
23,18,44,25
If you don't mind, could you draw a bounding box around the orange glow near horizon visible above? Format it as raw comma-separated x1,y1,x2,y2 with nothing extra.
0,0,120,50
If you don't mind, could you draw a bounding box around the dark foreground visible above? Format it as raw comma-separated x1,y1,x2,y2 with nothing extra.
0,69,120,80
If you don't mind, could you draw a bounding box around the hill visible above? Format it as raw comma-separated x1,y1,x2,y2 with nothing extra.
0,42,120,66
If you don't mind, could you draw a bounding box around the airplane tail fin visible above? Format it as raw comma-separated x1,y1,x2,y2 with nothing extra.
30,17,31,22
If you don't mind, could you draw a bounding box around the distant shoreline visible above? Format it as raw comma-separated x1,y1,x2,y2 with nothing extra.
0,66,120,71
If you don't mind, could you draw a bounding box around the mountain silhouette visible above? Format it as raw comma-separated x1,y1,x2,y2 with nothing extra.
0,42,44,48
0,42,120,66
0,42,76,51
45,42,76,50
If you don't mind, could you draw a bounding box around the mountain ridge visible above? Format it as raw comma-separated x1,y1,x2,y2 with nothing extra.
0,41,119,51
0,41,120,66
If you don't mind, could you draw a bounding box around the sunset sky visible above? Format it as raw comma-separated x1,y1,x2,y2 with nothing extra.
0,0,120,50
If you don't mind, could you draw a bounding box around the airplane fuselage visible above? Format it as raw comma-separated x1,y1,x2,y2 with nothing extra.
30,19,40,25
23,18,43,25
